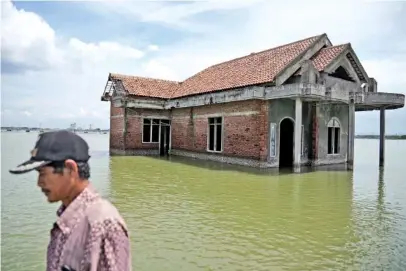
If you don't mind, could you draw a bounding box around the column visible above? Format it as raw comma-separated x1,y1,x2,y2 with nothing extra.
379,107,385,167
294,97,302,169
258,101,269,161
347,102,355,167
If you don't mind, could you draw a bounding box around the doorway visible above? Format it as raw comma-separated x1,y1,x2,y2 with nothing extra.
279,118,294,168
159,120,171,156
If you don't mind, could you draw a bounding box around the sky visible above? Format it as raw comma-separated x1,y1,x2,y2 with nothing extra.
1,0,405,134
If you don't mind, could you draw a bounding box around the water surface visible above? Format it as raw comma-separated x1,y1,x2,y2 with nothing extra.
1,132,406,270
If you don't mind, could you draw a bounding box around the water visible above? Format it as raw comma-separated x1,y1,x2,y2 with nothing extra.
1,132,406,271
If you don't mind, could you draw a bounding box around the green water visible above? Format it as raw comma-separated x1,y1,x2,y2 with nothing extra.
1,132,406,270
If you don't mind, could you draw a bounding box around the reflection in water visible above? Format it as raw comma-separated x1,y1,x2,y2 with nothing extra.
378,168,385,211
349,167,406,270
153,155,351,176
109,156,356,271
2,133,406,271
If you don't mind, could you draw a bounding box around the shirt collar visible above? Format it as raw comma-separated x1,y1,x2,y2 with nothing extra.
55,184,100,234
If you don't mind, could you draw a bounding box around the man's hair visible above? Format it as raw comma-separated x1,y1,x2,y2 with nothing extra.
50,161,90,180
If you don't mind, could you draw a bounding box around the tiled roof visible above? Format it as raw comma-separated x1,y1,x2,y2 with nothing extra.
108,34,352,99
311,44,348,71
109,73,180,99
175,34,323,97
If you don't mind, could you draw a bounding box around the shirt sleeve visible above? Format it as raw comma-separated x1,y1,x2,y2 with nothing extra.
89,219,132,271
101,219,132,271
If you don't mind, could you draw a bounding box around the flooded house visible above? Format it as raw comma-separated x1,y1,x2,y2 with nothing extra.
101,33,404,169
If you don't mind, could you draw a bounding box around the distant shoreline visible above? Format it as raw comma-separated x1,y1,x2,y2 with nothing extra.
355,135,406,140
1,127,109,133
2,128,405,140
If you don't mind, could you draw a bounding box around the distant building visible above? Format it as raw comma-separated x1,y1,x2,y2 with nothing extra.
101,33,404,169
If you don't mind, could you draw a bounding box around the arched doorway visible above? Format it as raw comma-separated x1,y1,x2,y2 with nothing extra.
279,118,294,168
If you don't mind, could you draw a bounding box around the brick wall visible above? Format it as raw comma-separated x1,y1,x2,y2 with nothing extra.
124,108,169,150
110,101,124,151
172,100,269,161
110,99,270,160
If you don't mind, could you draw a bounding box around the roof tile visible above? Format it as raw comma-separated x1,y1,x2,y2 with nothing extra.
108,34,349,99
176,35,322,97
109,73,180,99
311,44,348,71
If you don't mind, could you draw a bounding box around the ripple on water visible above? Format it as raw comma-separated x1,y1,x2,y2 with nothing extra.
103,156,406,271
3,135,406,271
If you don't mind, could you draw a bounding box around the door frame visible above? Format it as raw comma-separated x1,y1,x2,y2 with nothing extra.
158,120,171,155
278,117,295,167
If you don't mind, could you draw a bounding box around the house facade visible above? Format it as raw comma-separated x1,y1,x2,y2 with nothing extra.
101,33,404,169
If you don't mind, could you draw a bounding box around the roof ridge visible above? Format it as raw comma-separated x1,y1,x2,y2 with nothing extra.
209,33,326,69
182,33,326,83
322,43,350,49
110,73,180,84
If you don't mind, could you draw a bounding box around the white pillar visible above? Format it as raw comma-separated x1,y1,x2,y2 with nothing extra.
347,102,355,167
379,107,385,167
294,97,302,169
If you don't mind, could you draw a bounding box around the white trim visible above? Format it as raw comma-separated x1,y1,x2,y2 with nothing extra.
301,124,304,156
141,117,160,143
269,123,277,157
169,123,172,151
327,117,341,128
278,116,295,126
327,117,341,155
206,115,224,153
172,110,259,119
110,115,124,119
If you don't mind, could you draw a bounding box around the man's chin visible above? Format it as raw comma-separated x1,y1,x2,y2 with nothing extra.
46,196,59,203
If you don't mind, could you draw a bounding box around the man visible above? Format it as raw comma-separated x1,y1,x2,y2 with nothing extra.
9,130,132,271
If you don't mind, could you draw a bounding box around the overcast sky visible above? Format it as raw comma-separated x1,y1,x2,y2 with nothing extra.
1,0,405,134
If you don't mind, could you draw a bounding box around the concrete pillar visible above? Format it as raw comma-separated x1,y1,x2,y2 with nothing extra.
294,97,302,169
347,102,355,167
259,100,269,161
379,107,385,167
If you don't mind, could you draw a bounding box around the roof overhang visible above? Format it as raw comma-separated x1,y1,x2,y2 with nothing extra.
324,45,369,83
274,34,332,86
101,73,129,102
355,92,405,111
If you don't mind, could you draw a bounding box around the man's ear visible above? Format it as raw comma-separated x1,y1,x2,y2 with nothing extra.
64,159,78,176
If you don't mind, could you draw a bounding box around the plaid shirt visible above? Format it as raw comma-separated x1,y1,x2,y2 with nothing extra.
46,185,132,271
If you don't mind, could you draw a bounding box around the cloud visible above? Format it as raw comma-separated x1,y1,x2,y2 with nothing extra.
85,0,264,33
1,0,150,129
23,111,32,117
1,0,64,72
147,44,159,51
1,0,405,134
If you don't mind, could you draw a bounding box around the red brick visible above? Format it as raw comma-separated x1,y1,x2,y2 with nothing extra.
171,100,269,161
109,99,270,161
110,102,124,150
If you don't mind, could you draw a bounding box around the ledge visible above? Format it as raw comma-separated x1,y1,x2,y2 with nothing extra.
118,83,404,111
355,92,405,111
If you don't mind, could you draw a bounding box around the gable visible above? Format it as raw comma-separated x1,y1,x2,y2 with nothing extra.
323,46,369,83
330,66,356,82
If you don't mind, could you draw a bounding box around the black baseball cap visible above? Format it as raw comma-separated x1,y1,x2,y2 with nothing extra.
9,130,91,174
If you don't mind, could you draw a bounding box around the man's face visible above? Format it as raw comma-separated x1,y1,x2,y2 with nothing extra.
36,165,72,203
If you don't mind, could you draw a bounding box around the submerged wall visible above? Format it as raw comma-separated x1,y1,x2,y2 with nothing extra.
170,100,269,165
315,103,349,165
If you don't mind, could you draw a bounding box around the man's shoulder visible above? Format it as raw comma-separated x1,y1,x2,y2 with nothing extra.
85,197,128,235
